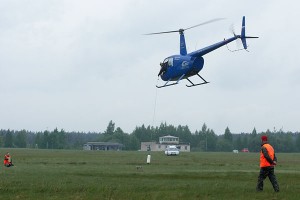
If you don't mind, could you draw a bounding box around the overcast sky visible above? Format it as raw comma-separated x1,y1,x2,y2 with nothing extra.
1,0,299,134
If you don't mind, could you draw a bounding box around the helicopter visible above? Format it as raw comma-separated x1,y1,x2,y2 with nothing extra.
145,16,258,88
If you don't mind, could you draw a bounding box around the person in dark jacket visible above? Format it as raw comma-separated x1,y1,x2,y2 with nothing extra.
256,135,279,192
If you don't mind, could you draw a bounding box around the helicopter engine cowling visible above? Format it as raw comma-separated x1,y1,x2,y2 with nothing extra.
188,57,204,77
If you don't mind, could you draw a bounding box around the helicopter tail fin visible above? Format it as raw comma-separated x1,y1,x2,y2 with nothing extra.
240,16,258,50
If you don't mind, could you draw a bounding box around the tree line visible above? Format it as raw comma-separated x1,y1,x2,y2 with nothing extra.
1,121,300,152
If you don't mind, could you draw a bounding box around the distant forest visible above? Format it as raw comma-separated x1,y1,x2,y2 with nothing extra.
1,120,300,152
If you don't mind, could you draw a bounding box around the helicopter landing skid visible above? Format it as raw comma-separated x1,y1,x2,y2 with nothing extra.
156,74,185,88
186,74,209,87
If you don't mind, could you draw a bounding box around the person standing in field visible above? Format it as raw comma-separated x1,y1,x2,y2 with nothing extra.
256,135,279,192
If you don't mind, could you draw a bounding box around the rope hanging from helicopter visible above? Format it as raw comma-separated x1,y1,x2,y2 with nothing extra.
151,78,159,141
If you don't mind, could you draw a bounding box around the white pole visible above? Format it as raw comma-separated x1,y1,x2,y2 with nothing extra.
146,155,151,164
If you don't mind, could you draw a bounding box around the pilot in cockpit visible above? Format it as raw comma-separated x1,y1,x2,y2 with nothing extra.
158,59,169,76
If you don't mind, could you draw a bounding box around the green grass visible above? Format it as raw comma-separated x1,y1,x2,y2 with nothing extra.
0,149,299,199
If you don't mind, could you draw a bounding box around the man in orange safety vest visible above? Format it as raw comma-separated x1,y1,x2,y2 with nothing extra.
4,152,14,167
256,135,279,192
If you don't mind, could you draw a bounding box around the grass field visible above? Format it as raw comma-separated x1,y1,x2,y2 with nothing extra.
0,149,299,200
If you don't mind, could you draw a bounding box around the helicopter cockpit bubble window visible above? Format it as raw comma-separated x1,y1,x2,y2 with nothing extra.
162,58,168,64
168,57,173,67
162,57,173,67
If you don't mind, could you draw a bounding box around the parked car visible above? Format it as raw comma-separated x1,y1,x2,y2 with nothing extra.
241,148,249,152
165,146,180,156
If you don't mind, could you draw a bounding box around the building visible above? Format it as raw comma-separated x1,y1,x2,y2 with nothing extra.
159,135,179,144
140,135,190,152
83,142,123,151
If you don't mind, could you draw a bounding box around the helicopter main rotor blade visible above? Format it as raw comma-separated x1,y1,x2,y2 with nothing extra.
143,30,180,35
184,18,225,31
144,18,225,35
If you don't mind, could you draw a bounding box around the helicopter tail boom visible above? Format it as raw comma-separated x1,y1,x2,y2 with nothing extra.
188,16,258,57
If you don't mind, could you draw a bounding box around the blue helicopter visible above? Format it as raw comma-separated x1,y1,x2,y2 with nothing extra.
146,16,258,88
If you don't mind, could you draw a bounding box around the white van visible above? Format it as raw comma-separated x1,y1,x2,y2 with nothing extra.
165,145,180,156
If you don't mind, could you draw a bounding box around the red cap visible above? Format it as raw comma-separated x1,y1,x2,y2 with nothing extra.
261,135,268,141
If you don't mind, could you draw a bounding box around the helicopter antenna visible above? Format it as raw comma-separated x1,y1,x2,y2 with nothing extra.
143,18,225,35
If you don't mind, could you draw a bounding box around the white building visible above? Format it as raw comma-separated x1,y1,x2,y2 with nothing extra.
140,135,190,152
